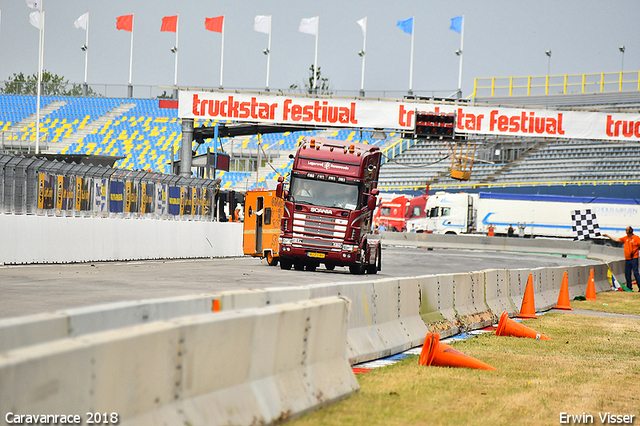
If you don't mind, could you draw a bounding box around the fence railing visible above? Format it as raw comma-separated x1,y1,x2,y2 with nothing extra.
472,70,640,98
0,154,221,220
381,138,416,164
0,81,457,101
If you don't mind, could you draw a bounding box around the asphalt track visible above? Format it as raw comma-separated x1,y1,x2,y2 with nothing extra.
0,245,601,319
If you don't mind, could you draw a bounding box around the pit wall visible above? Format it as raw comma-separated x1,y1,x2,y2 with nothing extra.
0,215,243,264
0,257,625,426
381,232,623,262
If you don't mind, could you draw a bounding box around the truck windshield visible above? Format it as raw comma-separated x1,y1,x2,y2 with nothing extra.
290,177,360,210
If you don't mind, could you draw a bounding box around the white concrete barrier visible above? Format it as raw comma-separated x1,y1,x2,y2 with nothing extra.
418,274,460,337
0,295,215,352
0,215,243,264
452,271,493,329
484,269,517,317
0,297,358,426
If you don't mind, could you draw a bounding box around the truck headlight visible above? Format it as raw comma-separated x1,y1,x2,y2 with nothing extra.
342,243,358,252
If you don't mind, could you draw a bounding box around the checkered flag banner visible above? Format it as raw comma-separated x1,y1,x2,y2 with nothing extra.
571,209,601,240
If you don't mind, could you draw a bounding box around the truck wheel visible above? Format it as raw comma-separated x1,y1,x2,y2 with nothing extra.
294,261,305,271
366,245,381,274
349,263,364,275
280,258,292,270
325,262,336,271
306,263,317,272
266,252,278,267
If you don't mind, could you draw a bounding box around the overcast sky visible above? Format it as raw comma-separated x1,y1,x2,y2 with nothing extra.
0,0,637,98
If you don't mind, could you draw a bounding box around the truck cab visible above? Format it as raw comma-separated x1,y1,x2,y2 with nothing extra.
407,192,477,235
276,137,382,274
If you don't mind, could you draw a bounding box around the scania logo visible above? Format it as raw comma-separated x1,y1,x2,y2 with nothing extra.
310,207,332,214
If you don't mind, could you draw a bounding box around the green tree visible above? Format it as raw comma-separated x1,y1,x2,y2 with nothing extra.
290,64,332,95
1,71,99,97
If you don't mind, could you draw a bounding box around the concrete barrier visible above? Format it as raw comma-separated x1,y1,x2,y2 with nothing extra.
536,267,559,309
0,295,215,352
452,272,493,329
0,297,358,426
0,215,243,264
418,274,460,337
484,269,517,317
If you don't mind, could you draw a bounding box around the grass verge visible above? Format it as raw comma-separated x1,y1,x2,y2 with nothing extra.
290,292,640,426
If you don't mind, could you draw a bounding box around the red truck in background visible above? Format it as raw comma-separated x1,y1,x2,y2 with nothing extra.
373,193,429,232
276,136,382,274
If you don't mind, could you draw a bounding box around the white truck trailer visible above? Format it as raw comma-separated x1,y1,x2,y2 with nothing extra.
406,191,638,238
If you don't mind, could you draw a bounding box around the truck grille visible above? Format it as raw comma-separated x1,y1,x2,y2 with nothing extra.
292,213,348,251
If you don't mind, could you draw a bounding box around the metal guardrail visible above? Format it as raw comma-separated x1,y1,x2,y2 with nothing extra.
472,70,640,98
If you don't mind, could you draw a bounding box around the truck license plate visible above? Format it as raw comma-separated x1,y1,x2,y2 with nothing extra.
307,252,326,259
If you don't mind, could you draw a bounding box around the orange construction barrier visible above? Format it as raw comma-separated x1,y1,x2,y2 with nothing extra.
554,271,573,310
419,333,497,371
495,311,551,341
516,273,538,319
585,268,598,301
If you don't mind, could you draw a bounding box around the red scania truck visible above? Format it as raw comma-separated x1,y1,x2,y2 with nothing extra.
276,136,382,274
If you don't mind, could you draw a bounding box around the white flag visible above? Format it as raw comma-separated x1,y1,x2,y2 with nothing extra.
254,15,271,34
25,0,39,10
299,16,318,35
74,12,88,30
29,10,41,29
357,16,367,37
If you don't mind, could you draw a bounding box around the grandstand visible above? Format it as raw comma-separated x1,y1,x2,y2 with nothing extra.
0,90,639,197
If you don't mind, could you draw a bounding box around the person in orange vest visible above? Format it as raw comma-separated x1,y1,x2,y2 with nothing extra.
604,226,640,291
487,224,495,237
230,206,242,222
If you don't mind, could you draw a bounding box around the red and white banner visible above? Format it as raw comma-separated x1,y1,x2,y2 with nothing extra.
178,91,640,141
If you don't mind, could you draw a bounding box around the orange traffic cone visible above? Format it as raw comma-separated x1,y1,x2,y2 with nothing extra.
516,273,538,319
585,268,598,301
419,333,497,371
554,271,573,310
495,311,551,340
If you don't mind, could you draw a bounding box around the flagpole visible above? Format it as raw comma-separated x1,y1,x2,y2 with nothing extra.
174,14,179,87
409,15,414,95
360,16,367,96
84,11,89,90
128,13,134,98
457,14,465,99
313,15,319,93
265,14,271,91
219,14,225,89
35,5,44,154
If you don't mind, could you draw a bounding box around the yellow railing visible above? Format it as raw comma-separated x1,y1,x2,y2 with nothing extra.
472,71,640,98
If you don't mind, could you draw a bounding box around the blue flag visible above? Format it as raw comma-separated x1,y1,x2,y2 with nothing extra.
450,16,463,34
397,17,413,35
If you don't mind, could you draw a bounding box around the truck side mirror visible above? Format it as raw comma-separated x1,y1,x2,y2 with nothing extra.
275,176,284,198
367,195,376,211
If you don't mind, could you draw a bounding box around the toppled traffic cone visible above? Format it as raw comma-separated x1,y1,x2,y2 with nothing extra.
585,268,598,301
495,311,551,340
516,273,538,319
554,271,573,310
419,333,496,371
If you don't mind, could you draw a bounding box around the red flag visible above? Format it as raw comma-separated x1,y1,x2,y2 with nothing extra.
205,16,224,33
116,14,133,32
161,15,177,32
